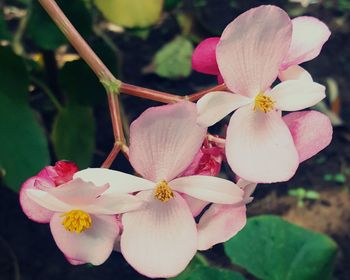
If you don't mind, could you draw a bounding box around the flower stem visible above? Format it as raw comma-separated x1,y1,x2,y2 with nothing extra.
120,82,183,103
38,0,125,165
188,83,228,102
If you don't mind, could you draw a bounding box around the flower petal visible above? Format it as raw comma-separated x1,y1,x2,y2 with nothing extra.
129,101,207,182
278,65,313,82
74,168,154,193
197,203,246,250
50,213,119,265
47,178,109,206
282,16,331,69
237,178,257,204
170,175,243,204
120,190,197,278
197,91,252,127
269,80,325,111
217,5,292,97
88,193,146,215
26,189,72,212
192,37,220,75
181,194,209,217
19,176,55,223
226,106,299,183
283,111,332,163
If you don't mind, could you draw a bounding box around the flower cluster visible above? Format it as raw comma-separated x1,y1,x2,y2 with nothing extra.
20,5,332,278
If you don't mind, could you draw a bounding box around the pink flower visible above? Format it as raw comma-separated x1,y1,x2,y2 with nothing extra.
20,161,79,223
196,6,327,183
38,161,79,186
21,178,144,265
192,11,330,83
75,102,244,278
180,137,225,177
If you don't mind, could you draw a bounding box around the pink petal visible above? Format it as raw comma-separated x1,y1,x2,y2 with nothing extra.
74,168,154,193
19,176,55,223
197,91,252,127
197,203,246,250
192,37,220,75
38,161,78,186
48,178,109,206
26,189,72,212
129,101,207,182
278,65,313,82
120,190,197,278
217,5,292,97
283,111,332,163
226,106,299,183
50,213,119,265
237,178,257,203
269,80,325,111
182,194,209,217
170,175,243,204
282,16,331,69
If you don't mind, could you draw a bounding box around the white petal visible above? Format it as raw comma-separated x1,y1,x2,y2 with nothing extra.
74,168,154,194
129,101,207,182
196,91,252,127
269,80,325,111
26,189,71,212
120,190,197,278
226,106,299,183
50,213,118,265
170,176,243,204
278,65,313,82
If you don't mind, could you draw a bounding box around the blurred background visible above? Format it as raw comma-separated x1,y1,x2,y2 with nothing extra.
0,0,349,279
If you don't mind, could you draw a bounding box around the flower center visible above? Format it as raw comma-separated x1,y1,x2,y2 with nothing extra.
60,210,92,233
254,92,275,113
154,180,174,202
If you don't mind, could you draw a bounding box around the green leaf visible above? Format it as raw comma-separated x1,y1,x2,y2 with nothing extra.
94,0,163,28
59,40,120,106
0,94,50,191
59,60,105,106
0,46,29,102
224,215,337,280
0,13,11,41
305,190,320,200
52,106,95,169
165,0,182,10
153,36,193,79
27,0,92,50
334,173,346,184
0,46,50,192
173,255,245,280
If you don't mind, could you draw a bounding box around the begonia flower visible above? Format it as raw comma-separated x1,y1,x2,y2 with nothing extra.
20,161,78,223
197,178,256,250
74,101,244,278
196,5,327,183
192,11,330,82
21,177,144,265
180,136,225,177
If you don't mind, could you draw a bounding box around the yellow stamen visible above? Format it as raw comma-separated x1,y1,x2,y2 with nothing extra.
254,92,275,113
154,180,175,202
60,210,92,233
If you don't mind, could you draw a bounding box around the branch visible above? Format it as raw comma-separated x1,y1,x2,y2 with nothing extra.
120,82,183,103
187,83,227,102
38,0,125,165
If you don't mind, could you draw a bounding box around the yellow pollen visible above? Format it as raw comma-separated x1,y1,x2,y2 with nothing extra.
60,210,92,234
254,92,275,113
154,180,175,202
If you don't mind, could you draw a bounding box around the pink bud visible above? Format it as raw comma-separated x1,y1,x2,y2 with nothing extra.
181,137,224,177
